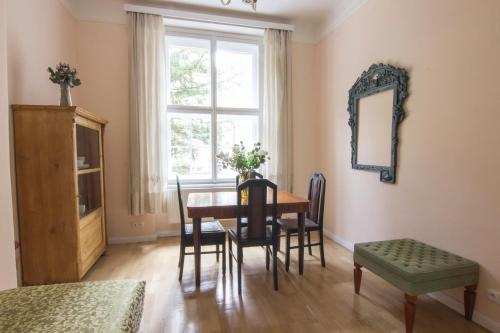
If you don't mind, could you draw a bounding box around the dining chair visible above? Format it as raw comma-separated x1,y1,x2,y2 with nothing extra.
177,176,226,281
278,173,326,271
228,178,279,294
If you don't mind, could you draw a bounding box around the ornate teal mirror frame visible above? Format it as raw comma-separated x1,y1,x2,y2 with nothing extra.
347,64,409,183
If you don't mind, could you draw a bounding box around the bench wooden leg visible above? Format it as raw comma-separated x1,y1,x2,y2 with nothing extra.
404,294,417,333
354,263,362,294
464,285,477,321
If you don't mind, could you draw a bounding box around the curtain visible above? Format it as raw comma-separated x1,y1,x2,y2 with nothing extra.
128,12,168,215
263,29,293,192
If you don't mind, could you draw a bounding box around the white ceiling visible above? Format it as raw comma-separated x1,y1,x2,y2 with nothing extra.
152,0,339,21
62,0,368,42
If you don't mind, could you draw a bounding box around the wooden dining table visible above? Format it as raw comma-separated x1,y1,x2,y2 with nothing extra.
187,190,309,287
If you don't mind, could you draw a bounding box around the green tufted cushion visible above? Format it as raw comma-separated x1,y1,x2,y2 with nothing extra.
354,239,479,296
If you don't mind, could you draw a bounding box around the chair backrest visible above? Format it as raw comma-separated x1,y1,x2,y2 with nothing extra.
176,176,186,237
235,171,263,187
237,178,277,243
307,173,326,226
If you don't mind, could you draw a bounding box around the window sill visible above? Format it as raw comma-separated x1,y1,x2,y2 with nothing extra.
167,182,235,191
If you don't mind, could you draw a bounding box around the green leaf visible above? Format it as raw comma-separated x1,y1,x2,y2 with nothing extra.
215,142,270,174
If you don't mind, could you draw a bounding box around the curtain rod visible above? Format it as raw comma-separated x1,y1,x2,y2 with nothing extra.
124,4,295,31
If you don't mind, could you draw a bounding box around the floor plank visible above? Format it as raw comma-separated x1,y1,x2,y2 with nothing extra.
84,236,488,333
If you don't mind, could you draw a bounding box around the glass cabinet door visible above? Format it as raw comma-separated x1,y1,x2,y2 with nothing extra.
76,125,100,170
78,172,102,218
76,124,102,219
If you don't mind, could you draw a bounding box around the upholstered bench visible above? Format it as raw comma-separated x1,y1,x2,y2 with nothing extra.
353,239,479,333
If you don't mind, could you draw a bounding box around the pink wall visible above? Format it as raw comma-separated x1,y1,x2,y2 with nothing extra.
76,20,167,240
0,0,17,291
316,0,500,321
7,0,79,105
291,42,320,197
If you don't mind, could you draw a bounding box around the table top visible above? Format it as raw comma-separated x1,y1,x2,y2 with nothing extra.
187,191,309,219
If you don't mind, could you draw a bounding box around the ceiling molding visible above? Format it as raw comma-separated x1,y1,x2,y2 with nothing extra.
58,0,81,19
316,0,368,43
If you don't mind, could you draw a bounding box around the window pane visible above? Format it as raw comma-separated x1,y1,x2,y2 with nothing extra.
167,36,211,107
216,41,259,109
216,114,259,179
168,113,212,180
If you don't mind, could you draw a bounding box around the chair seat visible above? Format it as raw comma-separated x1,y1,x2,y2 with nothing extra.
278,217,319,232
228,226,274,246
184,221,226,246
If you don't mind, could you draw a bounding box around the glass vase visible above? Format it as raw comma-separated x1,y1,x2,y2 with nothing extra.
238,171,257,203
60,83,72,107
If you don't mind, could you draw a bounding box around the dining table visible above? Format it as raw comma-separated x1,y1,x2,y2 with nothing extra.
187,190,310,287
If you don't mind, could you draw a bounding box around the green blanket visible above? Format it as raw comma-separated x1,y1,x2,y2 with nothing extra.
0,280,145,333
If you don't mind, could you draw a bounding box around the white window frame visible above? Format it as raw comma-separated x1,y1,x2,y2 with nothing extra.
165,27,264,186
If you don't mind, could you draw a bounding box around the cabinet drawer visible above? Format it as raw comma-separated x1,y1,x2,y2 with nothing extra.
79,210,105,273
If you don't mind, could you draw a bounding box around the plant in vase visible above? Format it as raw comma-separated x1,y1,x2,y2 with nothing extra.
48,62,81,107
216,142,270,200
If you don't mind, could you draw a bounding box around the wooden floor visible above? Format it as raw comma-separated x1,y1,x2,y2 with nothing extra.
85,236,487,333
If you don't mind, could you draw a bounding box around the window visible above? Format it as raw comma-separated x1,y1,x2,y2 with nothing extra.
166,31,262,184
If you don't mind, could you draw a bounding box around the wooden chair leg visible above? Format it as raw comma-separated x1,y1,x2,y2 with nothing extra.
237,246,243,295
285,232,291,272
178,241,183,267
228,237,233,276
404,294,417,333
178,245,185,281
464,285,477,320
266,245,270,271
354,263,362,294
307,230,312,255
216,244,220,262
319,230,326,267
222,240,226,276
273,242,278,291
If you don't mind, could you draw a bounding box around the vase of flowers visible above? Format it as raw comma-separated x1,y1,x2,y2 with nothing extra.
48,63,81,107
216,142,270,201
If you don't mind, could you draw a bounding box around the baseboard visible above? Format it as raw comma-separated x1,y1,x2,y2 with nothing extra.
323,229,355,252
156,230,180,238
428,292,500,333
323,230,500,333
108,230,181,244
108,234,158,244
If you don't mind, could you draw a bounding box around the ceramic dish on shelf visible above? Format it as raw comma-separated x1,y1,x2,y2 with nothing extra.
79,163,90,170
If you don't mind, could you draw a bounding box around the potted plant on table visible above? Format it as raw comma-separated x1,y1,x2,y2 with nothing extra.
216,142,270,200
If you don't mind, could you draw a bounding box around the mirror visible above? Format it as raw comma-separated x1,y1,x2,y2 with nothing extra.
357,89,394,166
347,64,409,183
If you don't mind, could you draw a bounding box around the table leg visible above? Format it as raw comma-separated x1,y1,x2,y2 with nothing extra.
193,217,201,287
298,212,305,275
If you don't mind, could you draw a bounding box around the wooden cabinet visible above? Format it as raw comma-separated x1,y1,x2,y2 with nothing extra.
13,105,108,285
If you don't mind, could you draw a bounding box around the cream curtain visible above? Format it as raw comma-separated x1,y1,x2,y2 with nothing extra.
128,12,168,215
263,29,293,192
